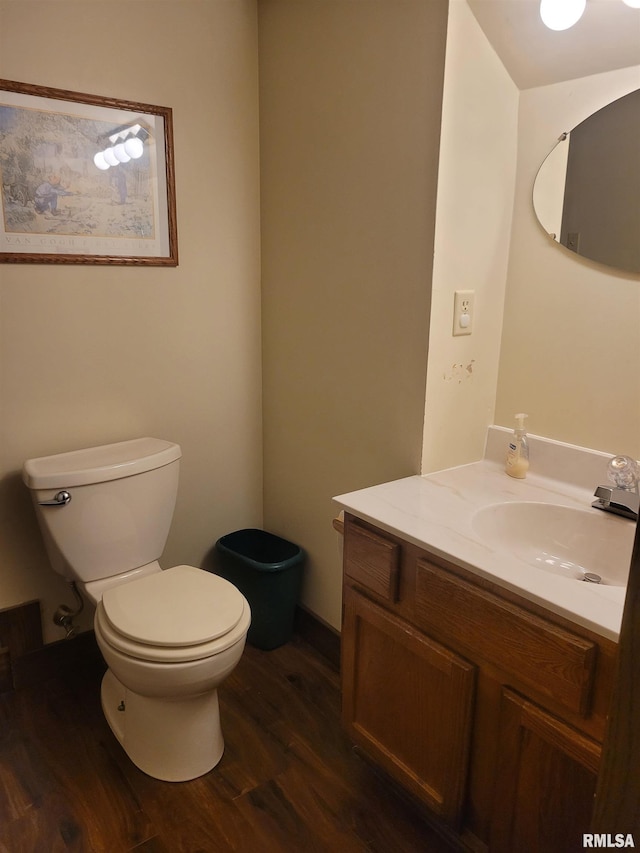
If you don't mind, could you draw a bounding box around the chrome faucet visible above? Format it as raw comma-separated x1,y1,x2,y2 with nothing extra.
592,485,639,521
592,455,639,521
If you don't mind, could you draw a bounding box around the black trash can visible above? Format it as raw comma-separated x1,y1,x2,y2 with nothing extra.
214,529,305,650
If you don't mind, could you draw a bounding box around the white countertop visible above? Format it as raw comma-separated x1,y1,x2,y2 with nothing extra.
334,429,636,642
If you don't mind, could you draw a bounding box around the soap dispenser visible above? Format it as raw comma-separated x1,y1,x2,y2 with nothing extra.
506,413,529,479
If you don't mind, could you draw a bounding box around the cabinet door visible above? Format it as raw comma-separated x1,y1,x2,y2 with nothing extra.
341,588,475,825
490,689,600,853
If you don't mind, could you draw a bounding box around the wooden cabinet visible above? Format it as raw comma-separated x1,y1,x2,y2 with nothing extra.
342,587,475,825
341,514,617,851
490,690,599,853
343,521,401,602
414,559,596,717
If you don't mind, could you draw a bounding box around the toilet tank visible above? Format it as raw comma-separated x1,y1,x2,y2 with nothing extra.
23,438,182,583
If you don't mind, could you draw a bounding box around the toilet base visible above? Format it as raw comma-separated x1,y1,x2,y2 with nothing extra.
101,669,224,782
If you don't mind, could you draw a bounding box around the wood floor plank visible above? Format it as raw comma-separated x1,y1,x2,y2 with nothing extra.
0,635,459,852
235,772,369,853
0,673,156,851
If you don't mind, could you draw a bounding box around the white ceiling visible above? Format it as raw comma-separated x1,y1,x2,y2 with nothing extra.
466,0,640,89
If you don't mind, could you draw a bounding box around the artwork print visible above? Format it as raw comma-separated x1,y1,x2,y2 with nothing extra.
0,80,177,265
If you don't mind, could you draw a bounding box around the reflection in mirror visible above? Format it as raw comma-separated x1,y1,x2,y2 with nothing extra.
533,89,640,274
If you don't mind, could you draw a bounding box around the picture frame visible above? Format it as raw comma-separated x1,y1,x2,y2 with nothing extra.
0,79,178,265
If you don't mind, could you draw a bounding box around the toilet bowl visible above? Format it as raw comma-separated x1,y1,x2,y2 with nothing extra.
94,564,250,781
22,438,251,782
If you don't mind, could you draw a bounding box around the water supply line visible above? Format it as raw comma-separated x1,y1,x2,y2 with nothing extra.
53,581,84,639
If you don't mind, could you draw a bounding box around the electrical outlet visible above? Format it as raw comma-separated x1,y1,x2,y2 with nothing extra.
453,290,474,336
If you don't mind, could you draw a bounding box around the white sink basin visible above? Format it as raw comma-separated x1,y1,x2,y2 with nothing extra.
472,501,635,586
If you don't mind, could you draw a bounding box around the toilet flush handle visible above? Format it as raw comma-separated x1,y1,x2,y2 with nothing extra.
38,490,72,507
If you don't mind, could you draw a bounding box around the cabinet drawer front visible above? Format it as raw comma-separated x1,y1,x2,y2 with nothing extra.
344,520,400,601
415,560,596,716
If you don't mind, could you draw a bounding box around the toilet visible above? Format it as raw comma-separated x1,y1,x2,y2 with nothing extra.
22,437,251,782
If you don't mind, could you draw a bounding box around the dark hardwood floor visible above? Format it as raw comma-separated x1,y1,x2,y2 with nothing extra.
0,634,458,852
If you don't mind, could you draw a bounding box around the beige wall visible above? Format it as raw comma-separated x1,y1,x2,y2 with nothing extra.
259,0,448,630
424,6,640,473
496,66,640,458
422,0,519,474
0,1,263,641
6,0,634,647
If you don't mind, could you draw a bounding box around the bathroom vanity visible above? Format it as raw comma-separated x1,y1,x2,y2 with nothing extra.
335,429,634,853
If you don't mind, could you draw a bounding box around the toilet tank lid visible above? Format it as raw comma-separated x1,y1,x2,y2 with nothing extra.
22,437,181,489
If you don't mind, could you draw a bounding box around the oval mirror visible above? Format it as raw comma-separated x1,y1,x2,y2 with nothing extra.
533,88,640,274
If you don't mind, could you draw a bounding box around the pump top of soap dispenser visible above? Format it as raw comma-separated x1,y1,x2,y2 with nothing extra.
514,413,528,434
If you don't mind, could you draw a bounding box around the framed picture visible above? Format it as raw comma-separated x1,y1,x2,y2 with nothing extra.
0,79,177,265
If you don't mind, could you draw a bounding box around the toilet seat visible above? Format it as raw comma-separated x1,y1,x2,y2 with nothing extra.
95,565,249,663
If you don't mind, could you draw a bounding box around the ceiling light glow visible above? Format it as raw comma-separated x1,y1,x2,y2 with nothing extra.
113,142,131,163
124,136,144,159
93,151,110,170
540,0,586,30
102,147,120,167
